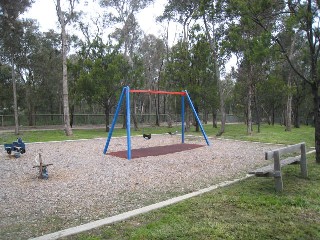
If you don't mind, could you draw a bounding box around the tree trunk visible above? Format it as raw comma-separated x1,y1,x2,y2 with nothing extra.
212,110,218,128
26,95,35,126
247,82,253,135
254,90,261,133
293,103,300,128
185,106,190,131
286,91,292,131
11,56,19,135
312,85,320,163
216,87,226,136
155,94,160,126
272,105,275,126
149,94,152,123
56,0,72,136
204,110,208,124
202,12,220,132
132,94,139,131
285,39,296,131
25,72,35,126
104,102,110,132
195,105,199,132
70,104,74,128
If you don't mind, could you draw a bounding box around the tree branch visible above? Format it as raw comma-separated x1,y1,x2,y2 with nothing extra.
250,15,312,86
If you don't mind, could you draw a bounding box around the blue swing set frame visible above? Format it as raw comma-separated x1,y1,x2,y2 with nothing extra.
103,86,210,160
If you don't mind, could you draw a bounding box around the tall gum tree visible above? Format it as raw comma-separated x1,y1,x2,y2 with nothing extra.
55,0,78,136
227,0,320,162
0,0,33,134
99,0,153,129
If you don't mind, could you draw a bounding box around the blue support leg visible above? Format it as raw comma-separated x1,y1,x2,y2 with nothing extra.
185,91,210,146
103,87,126,154
181,95,185,144
126,86,131,160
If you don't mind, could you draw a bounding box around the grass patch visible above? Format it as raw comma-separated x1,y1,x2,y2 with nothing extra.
0,126,182,144
0,123,314,148
68,154,320,240
203,123,315,148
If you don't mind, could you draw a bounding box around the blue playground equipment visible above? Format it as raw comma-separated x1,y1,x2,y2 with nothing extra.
4,138,26,157
103,86,210,160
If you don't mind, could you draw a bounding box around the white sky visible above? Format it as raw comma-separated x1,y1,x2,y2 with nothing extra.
22,0,235,73
22,0,181,44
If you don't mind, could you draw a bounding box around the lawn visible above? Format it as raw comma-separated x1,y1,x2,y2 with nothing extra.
0,123,315,148
69,154,320,240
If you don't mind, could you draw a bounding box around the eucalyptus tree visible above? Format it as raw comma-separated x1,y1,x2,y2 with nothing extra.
99,0,153,65
55,0,79,136
197,0,230,135
227,0,320,162
75,38,131,132
277,30,310,129
160,0,198,43
0,64,12,113
160,0,232,134
226,1,276,134
0,0,33,134
27,30,62,121
163,33,215,131
8,21,63,126
15,19,40,126
138,34,166,126
257,74,287,126
99,0,152,129
37,31,63,115
189,32,218,131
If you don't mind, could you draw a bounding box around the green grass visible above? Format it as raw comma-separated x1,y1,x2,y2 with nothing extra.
208,124,315,148
1,123,318,239
68,154,320,240
0,123,314,148
0,125,182,144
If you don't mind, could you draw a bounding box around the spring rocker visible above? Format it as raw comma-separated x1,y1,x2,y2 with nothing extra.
4,138,26,158
33,153,53,179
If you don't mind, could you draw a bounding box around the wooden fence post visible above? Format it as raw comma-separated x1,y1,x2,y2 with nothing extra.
273,151,283,192
300,143,308,178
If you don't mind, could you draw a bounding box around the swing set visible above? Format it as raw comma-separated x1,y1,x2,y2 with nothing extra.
103,86,210,160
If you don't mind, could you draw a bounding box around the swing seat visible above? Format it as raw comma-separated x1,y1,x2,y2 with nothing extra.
143,133,151,140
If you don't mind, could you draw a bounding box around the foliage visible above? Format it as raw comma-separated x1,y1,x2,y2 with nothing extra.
0,64,12,113
73,37,135,131
0,0,316,145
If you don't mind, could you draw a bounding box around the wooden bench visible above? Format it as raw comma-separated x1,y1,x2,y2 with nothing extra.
249,142,308,191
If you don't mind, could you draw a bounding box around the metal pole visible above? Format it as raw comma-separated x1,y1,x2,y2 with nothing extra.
185,91,210,146
126,86,131,160
181,94,185,143
103,87,126,154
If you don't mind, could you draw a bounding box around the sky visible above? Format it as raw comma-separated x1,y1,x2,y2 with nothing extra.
22,0,235,73
22,0,181,44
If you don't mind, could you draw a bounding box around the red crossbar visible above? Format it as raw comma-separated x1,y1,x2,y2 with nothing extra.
129,89,187,96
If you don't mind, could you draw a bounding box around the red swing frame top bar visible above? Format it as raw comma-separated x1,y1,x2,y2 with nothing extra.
129,89,187,96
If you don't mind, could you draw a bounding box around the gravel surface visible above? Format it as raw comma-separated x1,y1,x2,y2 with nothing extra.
0,135,280,239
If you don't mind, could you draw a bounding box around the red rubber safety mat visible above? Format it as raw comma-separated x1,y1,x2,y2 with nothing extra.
108,143,204,159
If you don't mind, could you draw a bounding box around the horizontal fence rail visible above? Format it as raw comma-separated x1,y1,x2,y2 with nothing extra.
0,114,242,127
